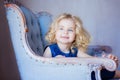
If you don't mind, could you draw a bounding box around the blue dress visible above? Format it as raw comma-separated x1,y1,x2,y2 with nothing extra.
49,43,77,57
45,43,115,80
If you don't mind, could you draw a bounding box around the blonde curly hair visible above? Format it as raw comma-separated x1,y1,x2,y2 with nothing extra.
45,13,91,52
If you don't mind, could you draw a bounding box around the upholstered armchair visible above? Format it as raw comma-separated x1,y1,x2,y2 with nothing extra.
5,3,116,80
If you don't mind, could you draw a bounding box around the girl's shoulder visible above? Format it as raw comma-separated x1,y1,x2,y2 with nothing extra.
77,50,92,58
43,46,52,57
44,43,57,51
43,43,58,57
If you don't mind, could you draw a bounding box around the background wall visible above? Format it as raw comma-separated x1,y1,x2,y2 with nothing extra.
18,0,120,69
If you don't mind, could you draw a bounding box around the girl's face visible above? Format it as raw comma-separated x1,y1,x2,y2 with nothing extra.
55,18,76,44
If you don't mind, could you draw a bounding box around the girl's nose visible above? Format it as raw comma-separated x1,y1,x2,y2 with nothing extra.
64,30,68,34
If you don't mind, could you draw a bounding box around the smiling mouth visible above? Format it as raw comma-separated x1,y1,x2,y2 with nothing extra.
61,36,69,39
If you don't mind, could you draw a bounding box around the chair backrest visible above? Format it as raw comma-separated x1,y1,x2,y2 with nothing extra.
37,11,53,48
20,6,44,56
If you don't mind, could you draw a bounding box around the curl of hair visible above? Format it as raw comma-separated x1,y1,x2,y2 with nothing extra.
72,16,91,52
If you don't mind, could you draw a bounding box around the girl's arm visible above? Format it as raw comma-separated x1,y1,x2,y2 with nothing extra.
43,47,52,57
77,49,92,58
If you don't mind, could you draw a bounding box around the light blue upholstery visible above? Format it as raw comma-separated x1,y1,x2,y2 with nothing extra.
37,12,53,48
20,6,44,56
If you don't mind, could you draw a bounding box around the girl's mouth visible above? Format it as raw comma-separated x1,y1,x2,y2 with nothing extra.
61,36,69,39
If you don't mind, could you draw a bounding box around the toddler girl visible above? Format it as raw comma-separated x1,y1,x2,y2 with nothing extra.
43,13,119,79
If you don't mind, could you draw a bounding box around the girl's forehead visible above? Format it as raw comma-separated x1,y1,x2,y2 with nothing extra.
59,18,74,23
58,18,75,27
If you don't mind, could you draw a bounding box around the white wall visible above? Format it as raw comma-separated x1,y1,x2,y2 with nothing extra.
18,0,120,68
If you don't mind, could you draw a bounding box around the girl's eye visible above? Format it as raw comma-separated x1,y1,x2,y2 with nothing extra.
68,29,73,32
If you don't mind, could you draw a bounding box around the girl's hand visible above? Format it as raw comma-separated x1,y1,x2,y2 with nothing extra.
103,54,119,67
107,54,118,61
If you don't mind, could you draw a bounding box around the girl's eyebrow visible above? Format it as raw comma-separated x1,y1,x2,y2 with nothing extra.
58,25,75,28
69,27,75,29
69,27,74,28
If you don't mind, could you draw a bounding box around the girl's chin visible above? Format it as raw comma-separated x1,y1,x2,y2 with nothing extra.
58,41,72,44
